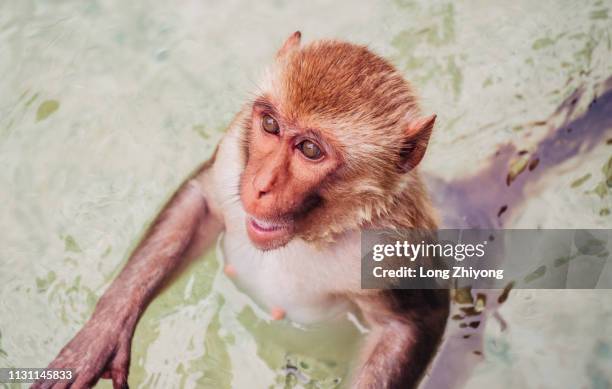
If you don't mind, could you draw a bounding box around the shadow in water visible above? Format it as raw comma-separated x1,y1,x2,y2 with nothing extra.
421,78,612,389
427,77,612,228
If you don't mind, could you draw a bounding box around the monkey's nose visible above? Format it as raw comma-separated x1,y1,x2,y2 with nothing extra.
253,172,277,198
257,189,268,199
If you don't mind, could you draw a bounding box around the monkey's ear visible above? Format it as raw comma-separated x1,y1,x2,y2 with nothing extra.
277,31,302,58
398,114,436,172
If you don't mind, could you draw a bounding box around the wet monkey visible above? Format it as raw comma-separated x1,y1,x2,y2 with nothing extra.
35,32,449,389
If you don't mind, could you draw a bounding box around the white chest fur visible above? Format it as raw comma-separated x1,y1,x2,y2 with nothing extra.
220,224,361,324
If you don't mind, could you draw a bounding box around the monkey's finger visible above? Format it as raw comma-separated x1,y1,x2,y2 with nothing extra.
110,341,130,389
110,365,129,389
111,371,129,389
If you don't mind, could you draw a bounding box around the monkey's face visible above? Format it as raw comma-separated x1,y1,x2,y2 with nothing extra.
239,100,341,250
239,38,436,250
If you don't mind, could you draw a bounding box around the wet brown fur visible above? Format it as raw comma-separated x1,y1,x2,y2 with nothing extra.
248,37,438,243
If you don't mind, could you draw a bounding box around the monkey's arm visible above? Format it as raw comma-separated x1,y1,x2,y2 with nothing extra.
352,290,449,389
33,165,222,389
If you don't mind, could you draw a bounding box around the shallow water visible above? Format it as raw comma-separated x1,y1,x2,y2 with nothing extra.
1,1,611,388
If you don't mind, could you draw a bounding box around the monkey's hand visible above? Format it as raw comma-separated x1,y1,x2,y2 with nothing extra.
32,305,137,389
33,172,220,389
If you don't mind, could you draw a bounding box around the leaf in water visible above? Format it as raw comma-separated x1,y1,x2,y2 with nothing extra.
35,271,57,292
459,307,481,317
574,230,607,256
591,181,608,198
600,208,610,216
453,287,473,304
524,265,546,283
590,9,609,19
102,245,112,257
192,124,209,139
571,173,591,188
602,156,612,188
64,235,82,253
475,293,487,312
36,100,60,121
532,37,555,49
506,156,529,185
555,255,574,267
25,92,40,107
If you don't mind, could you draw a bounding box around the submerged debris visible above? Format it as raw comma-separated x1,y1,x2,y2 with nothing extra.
460,307,482,317
506,156,530,185
571,173,592,188
528,157,540,171
475,293,487,312
36,100,60,121
497,282,515,304
524,265,546,283
453,287,474,304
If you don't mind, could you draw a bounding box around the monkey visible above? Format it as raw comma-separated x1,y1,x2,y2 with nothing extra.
33,31,449,389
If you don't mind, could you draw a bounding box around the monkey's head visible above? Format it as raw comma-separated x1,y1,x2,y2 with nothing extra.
240,32,436,251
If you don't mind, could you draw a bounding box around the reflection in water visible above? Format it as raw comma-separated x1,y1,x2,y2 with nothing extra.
423,77,612,389
428,78,612,229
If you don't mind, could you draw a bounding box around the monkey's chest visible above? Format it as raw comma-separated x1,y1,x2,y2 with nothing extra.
218,229,359,325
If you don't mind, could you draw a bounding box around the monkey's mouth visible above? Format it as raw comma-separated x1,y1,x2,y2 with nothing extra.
246,216,294,250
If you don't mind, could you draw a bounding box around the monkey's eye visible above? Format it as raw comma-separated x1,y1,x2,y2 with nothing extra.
297,140,323,160
261,114,280,135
